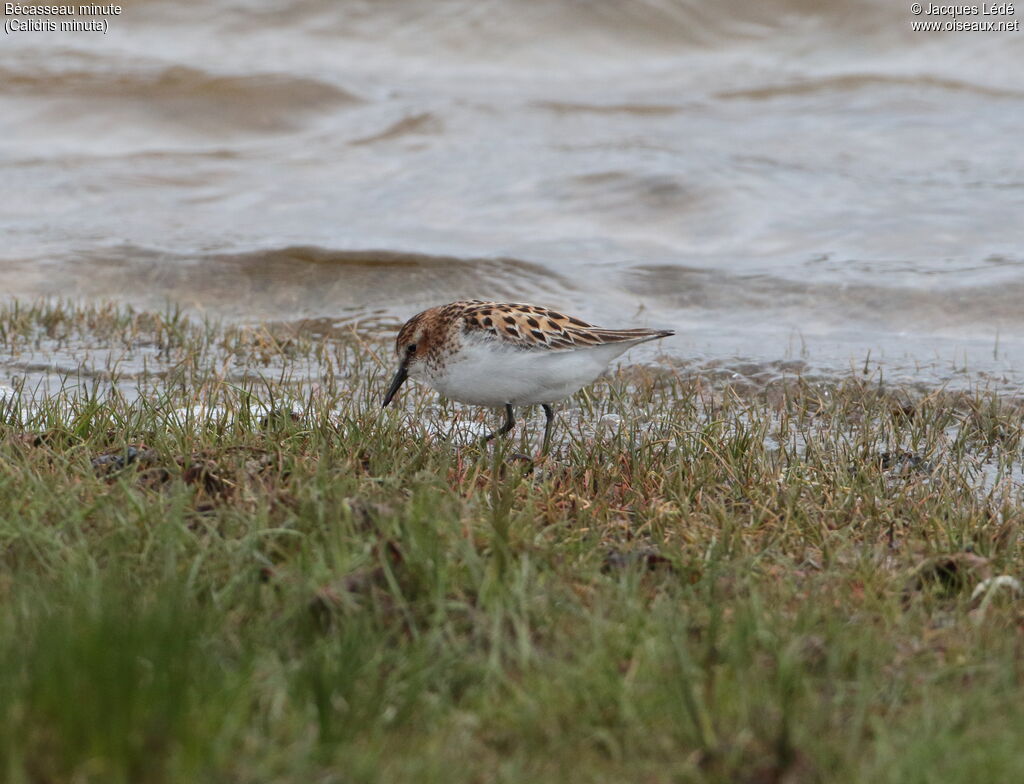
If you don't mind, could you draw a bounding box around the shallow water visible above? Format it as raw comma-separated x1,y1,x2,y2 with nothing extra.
3,0,1024,384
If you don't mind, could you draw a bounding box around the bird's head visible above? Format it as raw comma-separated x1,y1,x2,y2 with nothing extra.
382,309,433,407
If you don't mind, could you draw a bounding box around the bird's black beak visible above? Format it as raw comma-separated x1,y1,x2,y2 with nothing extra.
382,365,409,408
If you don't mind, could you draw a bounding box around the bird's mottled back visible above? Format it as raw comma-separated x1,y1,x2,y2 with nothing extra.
457,301,672,350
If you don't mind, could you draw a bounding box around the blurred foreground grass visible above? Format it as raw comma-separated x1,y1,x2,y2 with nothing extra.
1,301,1024,783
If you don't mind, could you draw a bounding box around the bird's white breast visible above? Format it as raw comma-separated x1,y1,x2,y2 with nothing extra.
420,336,634,407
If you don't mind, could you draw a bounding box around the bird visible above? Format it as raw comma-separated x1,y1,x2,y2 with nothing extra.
381,300,674,451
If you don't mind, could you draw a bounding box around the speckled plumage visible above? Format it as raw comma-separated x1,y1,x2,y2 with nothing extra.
397,300,671,353
383,300,674,449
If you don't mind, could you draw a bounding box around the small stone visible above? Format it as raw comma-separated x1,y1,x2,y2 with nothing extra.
91,446,157,473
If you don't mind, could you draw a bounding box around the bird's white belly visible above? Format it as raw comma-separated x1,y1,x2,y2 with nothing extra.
425,342,628,407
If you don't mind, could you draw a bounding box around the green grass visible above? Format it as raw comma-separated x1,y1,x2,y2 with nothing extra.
1,300,1023,783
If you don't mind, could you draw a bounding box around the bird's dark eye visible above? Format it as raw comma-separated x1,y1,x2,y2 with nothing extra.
407,343,417,354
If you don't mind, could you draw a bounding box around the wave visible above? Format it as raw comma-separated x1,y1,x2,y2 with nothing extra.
273,0,923,52
0,64,359,134
717,74,1024,102
349,112,442,146
625,263,1024,336
535,101,682,116
42,245,574,319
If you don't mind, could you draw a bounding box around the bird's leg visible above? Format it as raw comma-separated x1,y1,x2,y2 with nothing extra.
483,404,516,442
542,404,556,454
